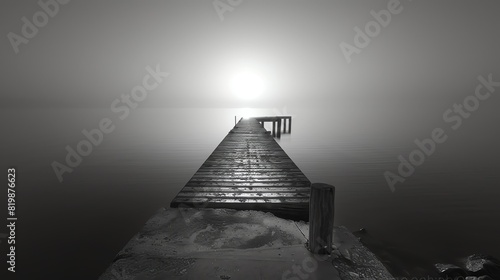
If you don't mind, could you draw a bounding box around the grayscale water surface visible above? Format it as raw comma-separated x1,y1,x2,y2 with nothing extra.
1,105,499,279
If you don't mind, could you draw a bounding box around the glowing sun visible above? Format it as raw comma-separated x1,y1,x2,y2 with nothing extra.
230,71,266,100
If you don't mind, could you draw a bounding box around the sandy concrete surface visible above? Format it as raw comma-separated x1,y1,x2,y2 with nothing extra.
98,208,394,280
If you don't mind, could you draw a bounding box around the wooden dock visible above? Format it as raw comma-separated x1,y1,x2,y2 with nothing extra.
170,117,311,221
100,118,396,280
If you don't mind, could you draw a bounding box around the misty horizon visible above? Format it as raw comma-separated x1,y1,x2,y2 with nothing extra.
2,0,500,279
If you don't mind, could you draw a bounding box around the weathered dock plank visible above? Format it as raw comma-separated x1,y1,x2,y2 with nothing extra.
170,117,311,221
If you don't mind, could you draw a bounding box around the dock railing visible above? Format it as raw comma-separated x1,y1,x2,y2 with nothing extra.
253,116,292,138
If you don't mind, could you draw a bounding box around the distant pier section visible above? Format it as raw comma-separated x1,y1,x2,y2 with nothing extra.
170,116,310,221
254,116,291,138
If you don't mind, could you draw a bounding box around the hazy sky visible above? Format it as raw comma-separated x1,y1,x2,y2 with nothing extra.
1,0,500,108
2,3,500,278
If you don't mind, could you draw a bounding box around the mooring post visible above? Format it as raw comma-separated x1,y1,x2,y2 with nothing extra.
309,183,335,255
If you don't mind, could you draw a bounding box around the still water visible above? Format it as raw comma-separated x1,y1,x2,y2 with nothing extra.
1,105,499,279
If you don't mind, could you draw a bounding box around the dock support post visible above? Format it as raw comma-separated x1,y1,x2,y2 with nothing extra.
288,117,292,133
283,118,287,133
308,183,335,255
272,121,276,137
277,119,282,138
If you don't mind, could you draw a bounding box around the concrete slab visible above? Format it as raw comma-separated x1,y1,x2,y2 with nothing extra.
98,208,394,280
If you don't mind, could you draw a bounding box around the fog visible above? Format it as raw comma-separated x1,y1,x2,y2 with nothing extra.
1,0,500,279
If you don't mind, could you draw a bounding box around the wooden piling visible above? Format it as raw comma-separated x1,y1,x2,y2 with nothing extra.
277,119,282,138
308,183,335,255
